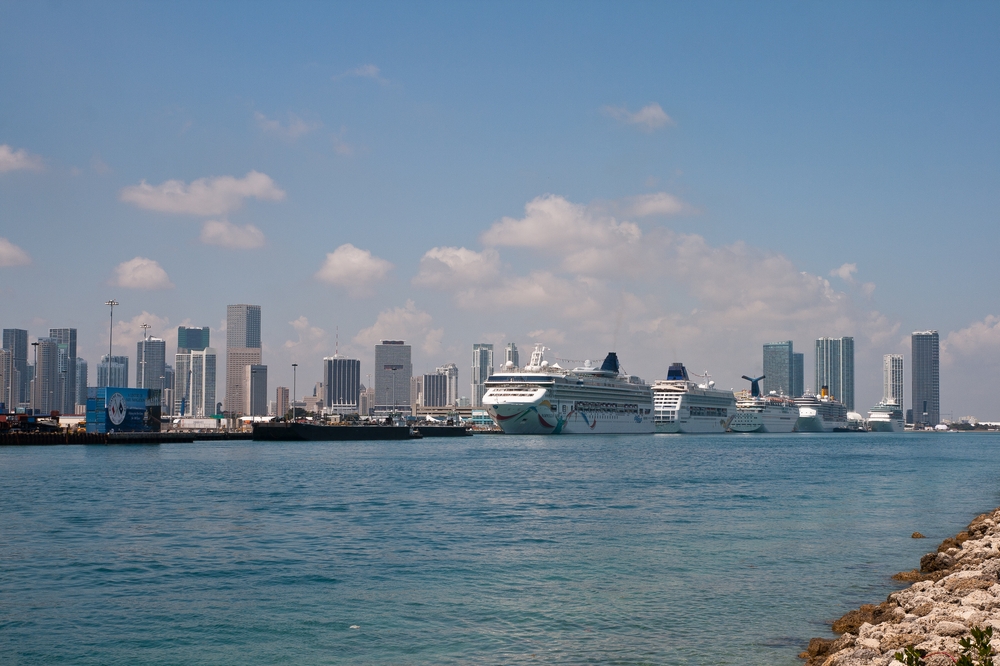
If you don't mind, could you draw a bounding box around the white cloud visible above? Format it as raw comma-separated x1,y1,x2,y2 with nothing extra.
254,112,319,139
112,257,174,290
942,316,1000,366
314,244,393,297
625,192,689,217
336,64,389,85
602,103,674,131
119,171,285,216
527,329,567,345
0,144,43,173
113,312,173,352
413,246,501,289
332,127,355,156
284,316,328,354
0,238,31,267
830,263,858,282
199,220,266,249
354,300,443,355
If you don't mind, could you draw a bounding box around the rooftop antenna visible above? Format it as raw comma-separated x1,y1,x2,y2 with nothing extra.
335,326,339,357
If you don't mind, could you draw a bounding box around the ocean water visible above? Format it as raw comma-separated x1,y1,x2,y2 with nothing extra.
3,433,1000,665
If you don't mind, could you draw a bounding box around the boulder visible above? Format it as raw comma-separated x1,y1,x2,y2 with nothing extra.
933,620,967,636
913,532,927,538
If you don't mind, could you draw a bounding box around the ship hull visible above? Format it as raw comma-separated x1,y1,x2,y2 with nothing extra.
654,416,732,434
729,410,798,433
253,422,414,441
868,418,905,433
487,398,653,435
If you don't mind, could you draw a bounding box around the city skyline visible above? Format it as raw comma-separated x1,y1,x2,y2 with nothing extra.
3,4,1000,417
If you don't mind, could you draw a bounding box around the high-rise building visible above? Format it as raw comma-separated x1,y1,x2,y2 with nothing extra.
883,354,904,407
177,326,210,352
162,363,174,414
423,373,448,407
0,348,14,411
410,375,423,412
911,331,940,427
815,337,855,410
359,385,375,416
505,343,519,369
173,352,192,415
190,347,218,418
97,355,129,388
245,364,268,416
762,341,793,396
49,328,77,415
374,340,411,415
225,305,262,414
136,337,167,392
3,328,28,405
32,338,60,414
471,343,493,408
436,363,459,406
75,358,88,410
792,352,804,398
275,386,289,418
324,356,361,413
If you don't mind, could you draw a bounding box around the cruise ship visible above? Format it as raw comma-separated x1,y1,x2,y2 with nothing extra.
867,400,904,432
794,387,849,432
728,375,799,433
651,363,737,433
482,345,654,435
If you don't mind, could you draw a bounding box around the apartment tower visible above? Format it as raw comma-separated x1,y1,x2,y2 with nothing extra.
225,305,262,415
911,331,940,427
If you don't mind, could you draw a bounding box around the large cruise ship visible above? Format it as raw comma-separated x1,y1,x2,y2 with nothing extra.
728,375,799,433
651,363,737,433
794,387,849,432
482,345,654,435
867,400,905,432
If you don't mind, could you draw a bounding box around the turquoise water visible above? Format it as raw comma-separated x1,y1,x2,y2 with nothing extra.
2,433,1000,664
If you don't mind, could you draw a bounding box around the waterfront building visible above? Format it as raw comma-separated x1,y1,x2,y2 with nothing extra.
0,348,14,411
911,331,940,427
792,352,804,398
32,338,60,414
74,358,88,412
457,396,471,408
358,385,375,416
97,355,129,388
423,373,448,407
275,386,289,418
883,354,904,406
245,364,268,416
162,364,174,414
762,341,793,396
49,328,77,415
410,375,423,412
177,326,210,352
173,352,191,415
136,337,167,392
3,328,28,405
189,347,217,418
815,337,855,410
374,340,411,415
225,304,262,414
436,363,459,406
471,343,493,408
505,343,519,369
323,356,361,413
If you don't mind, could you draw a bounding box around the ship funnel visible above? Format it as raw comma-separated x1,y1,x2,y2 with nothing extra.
820,385,829,398
600,352,620,374
667,363,689,381
741,375,765,398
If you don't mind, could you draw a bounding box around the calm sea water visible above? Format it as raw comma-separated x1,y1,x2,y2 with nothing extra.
3,433,1000,665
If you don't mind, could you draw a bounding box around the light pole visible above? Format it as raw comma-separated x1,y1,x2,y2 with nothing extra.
31,341,38,414
292,363,297,420
139,323,150,389
105,299,118,387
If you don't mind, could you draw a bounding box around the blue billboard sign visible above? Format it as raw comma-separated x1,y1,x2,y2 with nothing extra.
86,387,161,433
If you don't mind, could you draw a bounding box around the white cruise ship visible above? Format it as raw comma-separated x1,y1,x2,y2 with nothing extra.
651,363,737,433
728,375,799,433
794,388,849,432
867,400,904,432
482,345,653,435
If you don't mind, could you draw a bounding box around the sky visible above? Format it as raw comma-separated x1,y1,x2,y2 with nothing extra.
1,1,999,417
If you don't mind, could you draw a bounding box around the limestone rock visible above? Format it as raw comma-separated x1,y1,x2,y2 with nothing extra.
912,532,926,538
933,620,966,636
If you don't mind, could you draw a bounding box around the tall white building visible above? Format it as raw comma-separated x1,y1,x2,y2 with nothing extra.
173,352,192,415
436,363,459,406
374,340,411,415
0,348,14,411
505,343,519,370
226,304,262,414
137,337,167,392
189,347,218,417
49,328,77,416
471,343,493,408
815,337,855,410
97,355,129,388
883,354,904,407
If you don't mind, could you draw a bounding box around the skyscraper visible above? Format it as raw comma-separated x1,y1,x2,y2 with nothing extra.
177,326,210,352
324,356,361,413
97,355,129,388
471,343,494,408
815,337,855,410
173,352,191,415
190,347,218,418
792,352,804,398
505,343,519,369
75,358,88,410
225,305,262,414
3,329,28,405
275,386,289,418
49,328,77,415
911,331,940,427
32,338,60,414
436,363,459,406
245,364,268,416
883,354,904,407
0,348,14,411
374,340,411,415
136,337,167,391
423,373,448,407
762,341,793,396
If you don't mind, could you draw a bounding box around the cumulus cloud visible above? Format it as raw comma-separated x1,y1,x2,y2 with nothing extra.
112,257,174,290
625,192,689,217
942,316,1000,366
602,103,674,131
0,238,31,267
0,145,43,173
335,64,389,85
284,316,328,353
199,220,266,249
315,244,393,297
119,171,285,216
354,300,443,355
254,112,319,139
113,312,173,352
413,246,501,289
830,263,858,282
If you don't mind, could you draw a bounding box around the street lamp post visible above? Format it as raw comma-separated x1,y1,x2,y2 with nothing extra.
292,363,297,420
104,300,118,387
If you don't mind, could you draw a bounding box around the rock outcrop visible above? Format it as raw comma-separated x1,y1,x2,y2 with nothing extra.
800,509,1000,666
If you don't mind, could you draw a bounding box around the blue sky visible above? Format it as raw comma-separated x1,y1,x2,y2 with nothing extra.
2,1,999,416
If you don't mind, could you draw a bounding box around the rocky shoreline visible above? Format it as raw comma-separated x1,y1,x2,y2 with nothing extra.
801,508,1000,665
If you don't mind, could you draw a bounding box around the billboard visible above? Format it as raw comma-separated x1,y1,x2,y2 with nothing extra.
86,387,161,433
